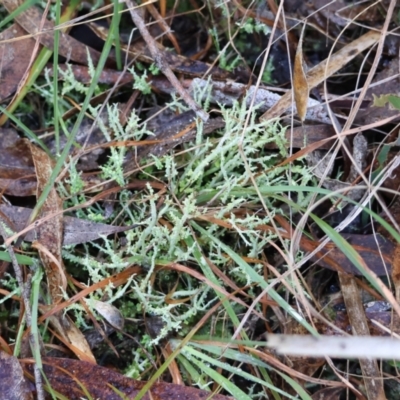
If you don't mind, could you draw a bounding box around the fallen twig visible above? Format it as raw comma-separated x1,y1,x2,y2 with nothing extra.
126,0,209,121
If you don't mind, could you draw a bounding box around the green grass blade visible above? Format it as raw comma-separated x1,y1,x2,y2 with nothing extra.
112,0,123,70
186,340,312,400
0,0,38,31
30,266,43,369
176,354,209,387
52,0,62,154
0,106,50,155
0,251,34,265
191,221,319,335
179,346,252,400
310,214,387,297
196,184,400,244
28,2,117,223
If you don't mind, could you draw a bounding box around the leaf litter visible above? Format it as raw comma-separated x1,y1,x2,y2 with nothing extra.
1,0,400,399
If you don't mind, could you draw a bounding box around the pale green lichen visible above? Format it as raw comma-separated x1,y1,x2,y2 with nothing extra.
46,72,314,347
129,66,152,95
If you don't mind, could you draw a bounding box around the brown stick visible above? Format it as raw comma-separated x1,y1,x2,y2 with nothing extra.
126,0,209,121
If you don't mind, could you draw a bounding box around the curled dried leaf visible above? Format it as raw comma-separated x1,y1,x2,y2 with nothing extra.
293,24,309,121
89,300,125,331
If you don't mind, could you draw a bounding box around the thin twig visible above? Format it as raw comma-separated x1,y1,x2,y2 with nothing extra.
125,0,209,121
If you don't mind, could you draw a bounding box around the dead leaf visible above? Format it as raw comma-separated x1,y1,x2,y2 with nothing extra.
24,357,233,400
260,30,381,121
0,351,33,400
293,24,309,121
311,233,395,276
0,24,36,101
89,300,124,331
0,177,36,197
0,204,135,246
44,311,95,363
2,0,102,66
28,141,65,304
0,129,33,179
0,124,106,196
28,141,96,363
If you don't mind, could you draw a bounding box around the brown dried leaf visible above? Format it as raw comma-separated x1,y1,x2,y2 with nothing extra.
0,129,33,179
0,204,134,246
325,311,400,337
28,142,96,361
90,300,124,331
0,123,106,196
2,0,102,65
27,141,65,304
311,233,395,276
25,357,233,400
43,311,95,364
62,315,96,364
0,24,36,101
0,177,36,197
260,30,380,121
293,24,309,121
0,351,33,400
0,128,36,195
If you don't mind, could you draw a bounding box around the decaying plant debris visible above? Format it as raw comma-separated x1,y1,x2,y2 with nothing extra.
1,0,400,399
